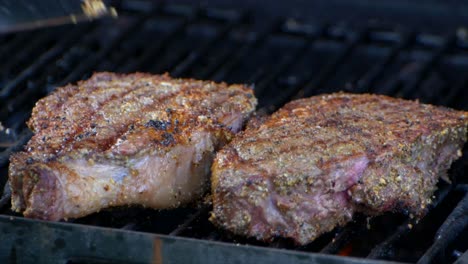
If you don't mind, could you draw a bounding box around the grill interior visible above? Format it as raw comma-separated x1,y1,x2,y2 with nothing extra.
1,1,468,263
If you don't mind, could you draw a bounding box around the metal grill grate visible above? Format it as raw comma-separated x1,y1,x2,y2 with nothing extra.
0,2,467,263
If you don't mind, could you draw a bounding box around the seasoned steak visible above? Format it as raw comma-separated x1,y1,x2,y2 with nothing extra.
211,93,467,245
9,72,257,221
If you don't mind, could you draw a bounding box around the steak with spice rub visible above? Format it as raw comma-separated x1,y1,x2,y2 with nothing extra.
210,93,467,245
9,72,257,221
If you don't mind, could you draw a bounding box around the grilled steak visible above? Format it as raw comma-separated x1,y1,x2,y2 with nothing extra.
9,72,257,221
211,93,467,245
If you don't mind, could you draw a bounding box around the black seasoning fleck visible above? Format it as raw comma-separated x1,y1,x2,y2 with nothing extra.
161,132,175,146
145,120,169,130
174,119,180,133
26,157,34,164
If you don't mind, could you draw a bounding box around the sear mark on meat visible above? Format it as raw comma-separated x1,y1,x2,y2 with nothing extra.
9,72,257,221
210,92,468,245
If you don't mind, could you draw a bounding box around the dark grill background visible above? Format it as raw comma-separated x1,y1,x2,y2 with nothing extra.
0,1,467,263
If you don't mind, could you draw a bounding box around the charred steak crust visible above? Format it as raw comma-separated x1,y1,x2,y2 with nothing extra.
9,72,257,220
211,93,468,245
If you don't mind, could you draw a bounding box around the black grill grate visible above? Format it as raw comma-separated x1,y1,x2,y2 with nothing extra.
0,2,468,263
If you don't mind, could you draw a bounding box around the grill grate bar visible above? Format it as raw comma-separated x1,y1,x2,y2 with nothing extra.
169,14,247,77
0,31,51,72
0,25,94,101
0,129,32,208
191,15,286,81
0,31,56,71
58,10,160,85
0,33,36,64
379,33,456,99
454,250,468,264
418,185,468,264
403,34,457,99
255,28,321,109
440,77,468,109
320,220,367,254
0,34,13,45
117,15,196,73
0,184,11,210
168,206,209,236
148,11,244,76
366,218,413,260
0,129,33,168
195,45,239,80
294,28,368,98
356,31,415,93
211,20,282,82
367,184,453,260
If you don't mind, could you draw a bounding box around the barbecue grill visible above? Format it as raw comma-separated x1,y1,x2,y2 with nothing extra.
1,1,468,263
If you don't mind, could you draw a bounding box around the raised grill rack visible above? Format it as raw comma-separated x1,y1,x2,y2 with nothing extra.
0,2,467,263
